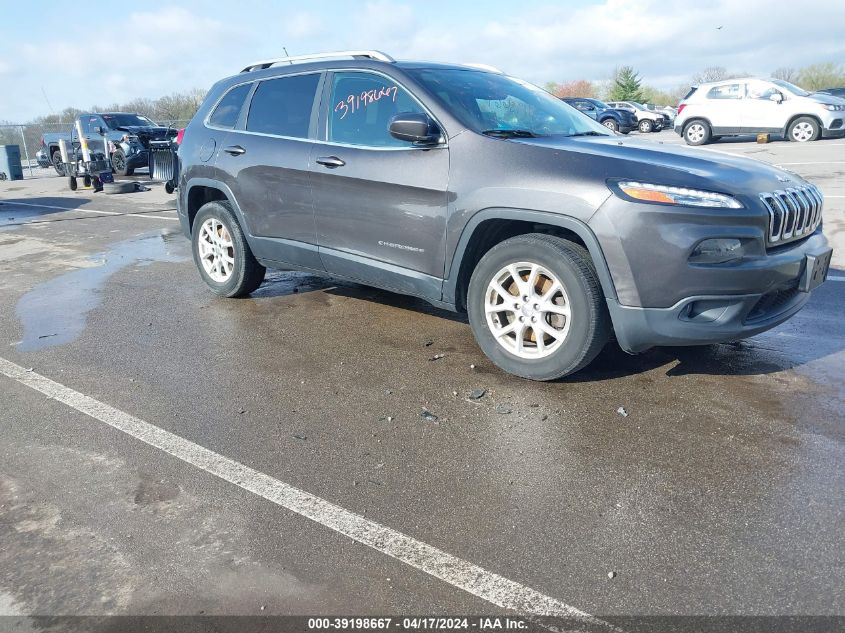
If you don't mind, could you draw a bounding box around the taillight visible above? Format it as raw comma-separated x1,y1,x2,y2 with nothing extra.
176,128,185,145
677,104,687,116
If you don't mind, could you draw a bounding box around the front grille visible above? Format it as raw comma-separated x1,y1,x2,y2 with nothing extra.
758,184,823,246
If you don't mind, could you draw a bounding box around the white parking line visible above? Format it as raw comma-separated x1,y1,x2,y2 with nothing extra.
0,200,177,221
828,276,845,282
0,356,619,632
775,161,845,166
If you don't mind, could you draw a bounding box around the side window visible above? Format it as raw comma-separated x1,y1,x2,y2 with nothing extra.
328,72,425,147
246,74,320,138
706,84,744,99
208,83,252,129
746,82,779,100
573,100,591,111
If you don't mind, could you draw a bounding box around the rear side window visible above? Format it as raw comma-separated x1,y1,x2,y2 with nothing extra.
209,83,252,129
246,74,320,138
706,84,744,99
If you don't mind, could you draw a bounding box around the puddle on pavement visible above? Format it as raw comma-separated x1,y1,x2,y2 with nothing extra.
15,229,188,352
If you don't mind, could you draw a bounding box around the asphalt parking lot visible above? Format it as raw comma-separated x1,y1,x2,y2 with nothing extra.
0,130,843,631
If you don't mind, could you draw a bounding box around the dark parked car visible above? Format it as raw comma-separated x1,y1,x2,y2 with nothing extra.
816,87,845,99
41,113,177,176
177,51,831,380
561,98,636,134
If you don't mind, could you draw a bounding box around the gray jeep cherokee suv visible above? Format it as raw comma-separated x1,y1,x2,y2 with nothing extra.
177,51,832,381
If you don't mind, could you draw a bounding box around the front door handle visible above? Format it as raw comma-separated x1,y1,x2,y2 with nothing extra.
223,145,246,156
316,156,345,168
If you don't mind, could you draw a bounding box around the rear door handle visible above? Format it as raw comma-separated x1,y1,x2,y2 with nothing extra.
316,156,345,168
223,145,246,156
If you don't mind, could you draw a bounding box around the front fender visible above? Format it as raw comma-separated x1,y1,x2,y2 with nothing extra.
442,207,619,307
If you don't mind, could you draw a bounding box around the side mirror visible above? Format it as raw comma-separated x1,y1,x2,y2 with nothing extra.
96,126,106,135
388,112,441,145
769,93,784,103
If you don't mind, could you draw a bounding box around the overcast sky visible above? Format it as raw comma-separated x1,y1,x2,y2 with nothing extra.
2,0,843,122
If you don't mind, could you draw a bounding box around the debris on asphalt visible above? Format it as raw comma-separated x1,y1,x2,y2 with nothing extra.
429,353,445,361
608,571,617,579
452,390,458,396
238,408,246,414
617,407,629,417
387,416,393,422
470,364,476,369
384,389,392,395
421,409,439,423
468,388,486,401
541,414,548,421
495,404,512,415
423,339,433,347
292,434,307,441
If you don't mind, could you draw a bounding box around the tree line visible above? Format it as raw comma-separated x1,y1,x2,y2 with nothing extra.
545,62,845,106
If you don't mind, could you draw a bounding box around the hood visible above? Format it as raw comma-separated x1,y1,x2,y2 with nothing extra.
513,135,809,198
805,92,845,106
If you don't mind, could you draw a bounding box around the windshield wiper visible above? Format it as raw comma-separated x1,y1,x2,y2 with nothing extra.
568,131,606,137
481,129,538,138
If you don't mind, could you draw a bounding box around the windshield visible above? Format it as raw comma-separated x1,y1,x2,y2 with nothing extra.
590,99,611,109
771,80,809,97
407,68,611,138
628,102,647,111
102,114,157,129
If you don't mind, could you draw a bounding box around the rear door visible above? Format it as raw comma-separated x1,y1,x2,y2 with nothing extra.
701,83,745,132
214,72,324,269
310,70,449,300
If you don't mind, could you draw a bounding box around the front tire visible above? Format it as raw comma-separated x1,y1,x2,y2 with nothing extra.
466,234,610,381
787,117,820,142
192,201,266,297
602,119,619,132
684,120,711,145
112,149,134,176
52,150,65,176
638,119,653,133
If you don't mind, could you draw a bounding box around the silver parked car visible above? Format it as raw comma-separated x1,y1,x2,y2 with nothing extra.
675,78,845,145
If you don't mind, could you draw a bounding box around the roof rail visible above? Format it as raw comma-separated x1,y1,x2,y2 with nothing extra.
462,63,504,74
241,50,395,73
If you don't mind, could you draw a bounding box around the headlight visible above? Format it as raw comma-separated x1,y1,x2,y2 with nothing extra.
615,181,743,209
121,133,139,143
823,103,845,111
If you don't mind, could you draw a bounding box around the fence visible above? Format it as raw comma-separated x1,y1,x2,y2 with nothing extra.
0,120,190,176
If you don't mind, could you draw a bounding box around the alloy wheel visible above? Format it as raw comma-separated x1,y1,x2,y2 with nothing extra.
686,123,705,143
791,122,814,142
485,261,572,359
198,218,235,282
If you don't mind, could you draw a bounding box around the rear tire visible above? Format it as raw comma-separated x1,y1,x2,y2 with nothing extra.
787,117,820,142
466,233,610,381
638,119,653,133
684,119,711,145
192,201,266,298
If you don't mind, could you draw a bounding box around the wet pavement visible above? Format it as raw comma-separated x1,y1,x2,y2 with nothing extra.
0,134,843,628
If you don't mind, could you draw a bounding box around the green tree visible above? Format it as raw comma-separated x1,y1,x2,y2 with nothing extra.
609,66,644,102
797,62,845,90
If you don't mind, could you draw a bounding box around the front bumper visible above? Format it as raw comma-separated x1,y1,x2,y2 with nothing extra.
125,148,149,169
605,232,830,353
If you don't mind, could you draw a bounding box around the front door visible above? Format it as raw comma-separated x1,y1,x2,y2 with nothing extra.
310,70,450,300
215,72,323,269
741,80,787,133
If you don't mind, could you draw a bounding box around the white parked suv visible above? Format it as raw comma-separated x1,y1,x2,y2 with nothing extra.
605,101,666,133
675,78,845,145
